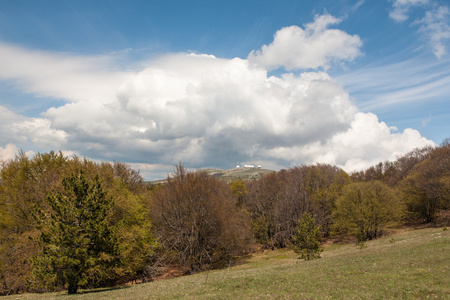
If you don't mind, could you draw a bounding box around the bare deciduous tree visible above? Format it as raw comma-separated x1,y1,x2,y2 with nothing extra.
150,163,251,273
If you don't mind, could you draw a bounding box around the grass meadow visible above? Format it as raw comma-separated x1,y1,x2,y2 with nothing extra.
6,227,449,299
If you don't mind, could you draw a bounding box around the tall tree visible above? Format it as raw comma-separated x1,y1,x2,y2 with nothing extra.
245,165,349,248
402,142,450,223
0,151,66,295
32,172,118,294
0,152,156,295
150,163,250,273
332,181,403,241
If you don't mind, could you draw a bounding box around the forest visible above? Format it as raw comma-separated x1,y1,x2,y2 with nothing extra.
0,139,449,295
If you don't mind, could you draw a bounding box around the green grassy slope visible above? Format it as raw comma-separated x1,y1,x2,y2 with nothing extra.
8,227,449,299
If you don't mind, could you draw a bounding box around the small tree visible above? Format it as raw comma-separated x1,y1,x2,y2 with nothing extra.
229,179,248,205
32,172,118,294
291,213,322,260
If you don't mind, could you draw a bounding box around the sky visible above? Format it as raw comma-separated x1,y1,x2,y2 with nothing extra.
0,0,449,180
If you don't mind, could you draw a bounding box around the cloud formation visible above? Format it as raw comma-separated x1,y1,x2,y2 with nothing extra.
389,0,450,58
0,42,130,102
0,105,67,150
248,14,362,70
416,5,450,58
0,14,435,179
42,54,359,165
389,0,429,22
0,144,33,161
335,55,450,111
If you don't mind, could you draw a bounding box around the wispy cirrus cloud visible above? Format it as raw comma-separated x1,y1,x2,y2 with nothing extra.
415,5,450,58
389,0,430,22
389,0,450,58
336,54,450,111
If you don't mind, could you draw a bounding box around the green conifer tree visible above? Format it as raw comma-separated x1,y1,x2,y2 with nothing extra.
291,213,322,260
32,172,118,294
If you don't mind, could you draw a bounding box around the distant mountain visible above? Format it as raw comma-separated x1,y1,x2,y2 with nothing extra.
203,167,274,182
149,167,274,185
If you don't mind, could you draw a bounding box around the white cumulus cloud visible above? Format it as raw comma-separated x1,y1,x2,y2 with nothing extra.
0,105,67,149
248,14,362,70
0,15,436,178
37,52,434,173
261,112,433,172
41,53,359,166
0,144,34,162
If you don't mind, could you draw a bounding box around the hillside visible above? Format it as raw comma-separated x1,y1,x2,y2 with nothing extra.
7,226,449,299
150,167,275,184
204,167,274,182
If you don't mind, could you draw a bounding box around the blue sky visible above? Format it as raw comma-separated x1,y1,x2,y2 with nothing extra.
0,0,449,180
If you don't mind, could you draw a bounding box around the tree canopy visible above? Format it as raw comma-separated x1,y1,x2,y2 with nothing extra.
0,153,156,295
333,181,403,241
150,163,250,273
0,140,448,295
32,172,118,294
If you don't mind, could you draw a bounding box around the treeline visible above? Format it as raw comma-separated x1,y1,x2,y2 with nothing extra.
0,140,449,295
0,154,155,295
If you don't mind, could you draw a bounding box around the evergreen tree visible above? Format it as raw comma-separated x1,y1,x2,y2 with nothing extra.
32,172,118,294
291,213,322,260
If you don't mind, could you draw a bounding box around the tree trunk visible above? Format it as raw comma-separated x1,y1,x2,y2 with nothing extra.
67,281,78,294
